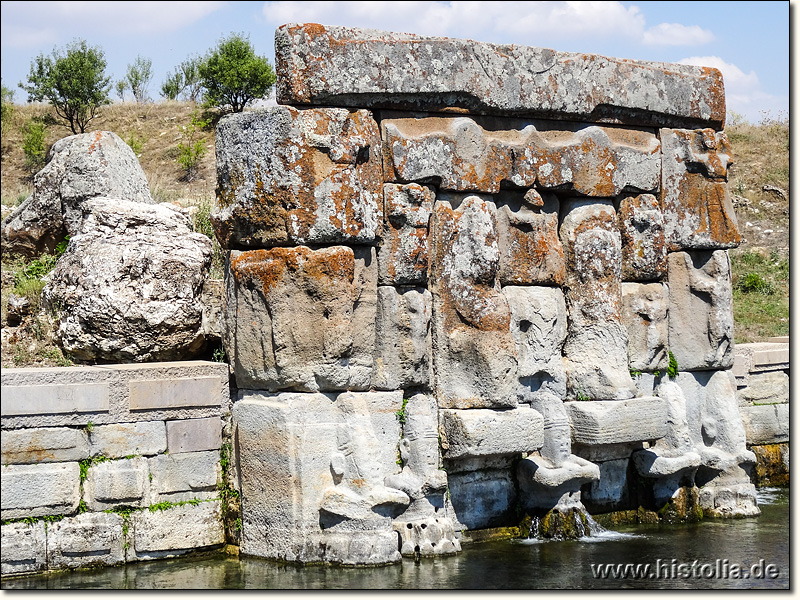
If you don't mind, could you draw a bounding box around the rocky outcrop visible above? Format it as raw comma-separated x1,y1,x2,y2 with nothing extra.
1,131,153,257
42,198,211,362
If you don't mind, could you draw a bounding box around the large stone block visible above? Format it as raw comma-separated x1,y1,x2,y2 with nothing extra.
445,467,517,531
661,128,740,251
565,397,668,446
212,106,382,249
739,403,789,446
84,457,150,511
1,463,80,519
1,427,89,464
378,183,434,286
276,24,725,128
46,512,126,570
233,391,404,564
0,521,47,576
148,451,220,504
439,407,544,459
504,286,567,401
88,421,167,458
496,190,565,286
559,199,636,400
372,286,432,390
131,500,224,556
382,114,659,196
0,377,110,417
621,282,669,373
166,417,222,453
736,371,790,406
429,195,518,408
732,342,790,381
667,250,734,371
616,193,667,281
225,245,377,392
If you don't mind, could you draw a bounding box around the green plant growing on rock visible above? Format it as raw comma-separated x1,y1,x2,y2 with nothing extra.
667,351,679,379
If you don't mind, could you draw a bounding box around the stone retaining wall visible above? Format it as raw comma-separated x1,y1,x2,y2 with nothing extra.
733,338,789,486
1,361,230,577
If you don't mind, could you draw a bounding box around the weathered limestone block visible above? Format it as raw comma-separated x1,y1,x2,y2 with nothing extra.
668,250,734,371
675,370,759,517
732,342,789,384
445,466,517,531
84,457,150,511
429,195,518,408
42,197,212,362
379,183,434,285
621,282,669,373
661,128,740,251
233,391,404,565
224,245,377,392
616,193,667,280
88,421,167,459
372,286,432,390
565,397,668,446
1,521,47,576
166,417,223,453
440,407,544,459
382,115,659,196
46,512,125,570
503,286,567,401
736,371,790,406
496,190,565,286
1,426,89,464
148,451,220,504
0,462,80,519
131,500,224,557
739,403,789,446
213,106,382,249
582,459,631,510
392,516,461,557
276,23,725,128
1,130,153,257
560,199,636,399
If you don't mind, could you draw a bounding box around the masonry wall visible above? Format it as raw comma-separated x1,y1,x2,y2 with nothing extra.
1,361,230,577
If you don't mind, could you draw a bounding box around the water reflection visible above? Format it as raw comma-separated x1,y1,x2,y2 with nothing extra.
2,488,788,590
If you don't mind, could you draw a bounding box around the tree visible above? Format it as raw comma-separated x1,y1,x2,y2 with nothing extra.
161,55,203,102
19,39,111,134
121,55,153,103
199,33,275,113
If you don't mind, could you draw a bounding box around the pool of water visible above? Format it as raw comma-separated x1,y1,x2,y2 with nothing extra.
2,487,789,590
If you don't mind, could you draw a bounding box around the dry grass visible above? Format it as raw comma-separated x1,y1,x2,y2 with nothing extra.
1,101,217,208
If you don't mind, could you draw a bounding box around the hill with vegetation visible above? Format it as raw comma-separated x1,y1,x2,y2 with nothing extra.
0,102,789,367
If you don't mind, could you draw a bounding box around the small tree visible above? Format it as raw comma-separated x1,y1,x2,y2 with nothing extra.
122,55,153,103
1,82,14,141
22,117,48,174
199,33,275,113
161,56,203,102
19,39,111,134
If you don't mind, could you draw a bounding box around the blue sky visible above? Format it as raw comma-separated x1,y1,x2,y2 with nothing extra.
0,1,790,124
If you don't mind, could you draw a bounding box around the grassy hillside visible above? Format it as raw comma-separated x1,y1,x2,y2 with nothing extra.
0,102,790,367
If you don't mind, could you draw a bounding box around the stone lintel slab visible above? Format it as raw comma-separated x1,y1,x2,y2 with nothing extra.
565,397,668,446
732,342,790,379
439,406,544,459
276,23,725,129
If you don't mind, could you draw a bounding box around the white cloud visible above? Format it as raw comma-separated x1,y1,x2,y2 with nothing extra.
0,0,226,47
262,1,714,48
679,56,786,122
642,23,714,46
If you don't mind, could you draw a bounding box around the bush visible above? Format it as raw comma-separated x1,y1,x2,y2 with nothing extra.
176,111,208,181
19,39,112,134
199,33,275,113
22,118,48,174
736,272,776,296
1,82,14,141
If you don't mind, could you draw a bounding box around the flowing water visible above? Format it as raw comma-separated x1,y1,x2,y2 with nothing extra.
2,487,789,590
